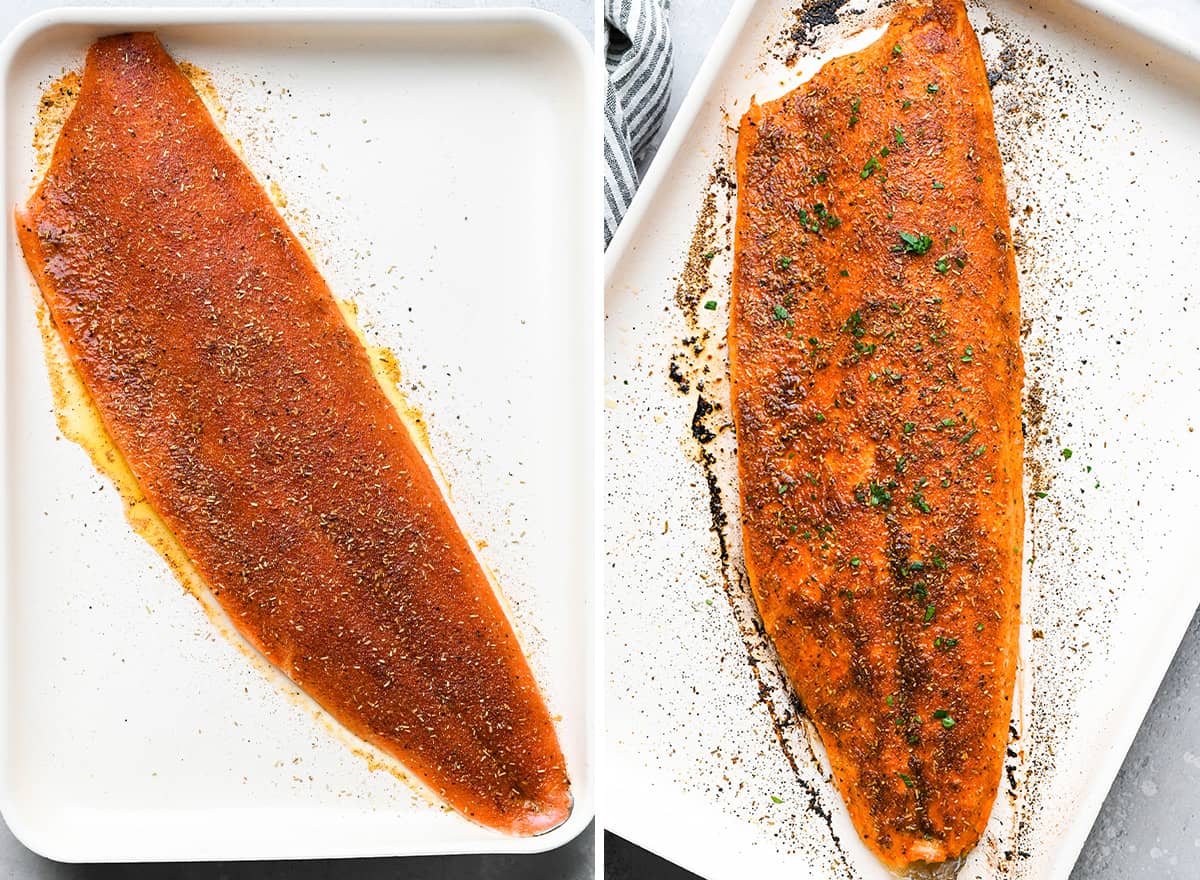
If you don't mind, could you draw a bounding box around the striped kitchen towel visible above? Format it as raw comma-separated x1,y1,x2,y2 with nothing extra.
604,0,673,245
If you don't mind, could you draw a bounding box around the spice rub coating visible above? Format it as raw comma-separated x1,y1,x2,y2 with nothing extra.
16,33,569,836
729,0,1022,868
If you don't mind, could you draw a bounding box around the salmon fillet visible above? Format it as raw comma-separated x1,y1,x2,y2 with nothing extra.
16,33,569,836
729,0,1022,867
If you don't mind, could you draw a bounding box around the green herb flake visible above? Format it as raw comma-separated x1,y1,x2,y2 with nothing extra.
1062,448,1073,460
816,413,827,423
880,146,891,158
770,795,784,804
703,250,717,261
926,82,940,94
924,604,936,622
898,772,914,788
903,421,916,434
896,231,933,255
935,258,950,273
893,43,903,56
912,492,932,514
961,346,974,363
973,444,986,458
704,300,718,310
894,127,906,146
866,480,893,508
932,180,946,190
773,304,790,322
861,156,881,179
779,256,793,270
902,99,912,109
839,269,849,277
849,557,862,568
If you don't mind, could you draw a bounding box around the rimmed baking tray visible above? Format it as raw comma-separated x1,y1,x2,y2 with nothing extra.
604,0,1200,877
1,6,596,862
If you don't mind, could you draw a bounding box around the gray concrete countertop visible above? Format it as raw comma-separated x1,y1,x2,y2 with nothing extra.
0,0,592,878
610,0,1200,877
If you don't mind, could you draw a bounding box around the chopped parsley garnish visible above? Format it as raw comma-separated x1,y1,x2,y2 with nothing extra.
932,709,956,728
849,557,862,568
1034,491,1048,498
770,795,784,804
898,772,914,788
926,82,940,94
844,310,867,338
903,421,916,434
880,146,890,158
812,202,841,229
703,250,716,260
973,444,986,458
932,180,946,190
911,492,931,513
861,156,881,179
924,604,936,622
778,256,793,269
961,346,974,363
849,98,861,128
704,300,717,310
895,231,933,255
893,43,903,56
902,99,912,109
935,257,949,273
894,127,906,146
1062,448,1073,460
869,480,893,507
816,413,827,423
773,304,790,321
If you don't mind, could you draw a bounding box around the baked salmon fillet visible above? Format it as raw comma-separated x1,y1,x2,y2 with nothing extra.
730,0,1022,868
16,33,569,836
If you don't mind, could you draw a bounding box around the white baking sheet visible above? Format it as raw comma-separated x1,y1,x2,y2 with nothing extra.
0,7,595,862
604,0,1200,877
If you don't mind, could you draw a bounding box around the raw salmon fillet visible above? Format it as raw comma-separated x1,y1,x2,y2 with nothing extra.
730,0,1022,867
16,32,570,836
